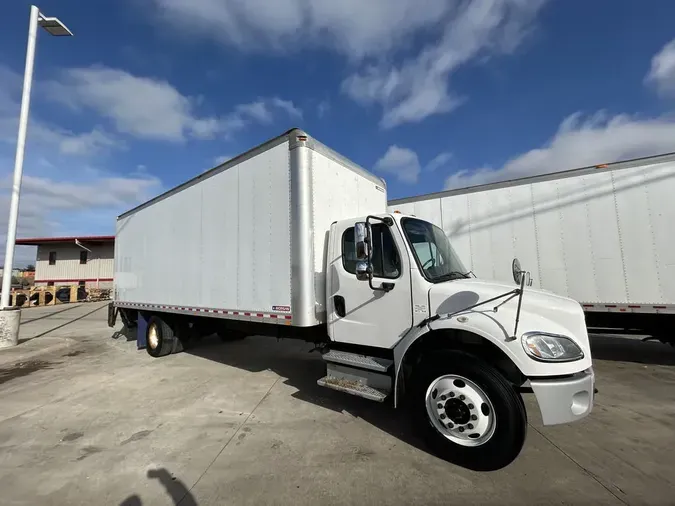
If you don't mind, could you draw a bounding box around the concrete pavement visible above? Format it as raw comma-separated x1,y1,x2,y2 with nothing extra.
0,304,673,505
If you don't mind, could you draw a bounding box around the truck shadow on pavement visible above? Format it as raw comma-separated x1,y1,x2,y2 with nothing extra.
588,333,675,366
183,332,675,459
119,468,197,506
185,336,431,456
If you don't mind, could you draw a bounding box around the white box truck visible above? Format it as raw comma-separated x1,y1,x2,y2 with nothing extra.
389,153,675,346
109,129,595,471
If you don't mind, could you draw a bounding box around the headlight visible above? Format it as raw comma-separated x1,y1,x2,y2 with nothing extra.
521,332,584,362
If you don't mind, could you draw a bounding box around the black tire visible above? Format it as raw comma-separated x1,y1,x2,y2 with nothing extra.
411,351,527,471
146,316,177,358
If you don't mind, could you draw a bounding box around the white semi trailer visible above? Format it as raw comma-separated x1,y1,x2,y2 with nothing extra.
109,129,595,471
389,153,675,346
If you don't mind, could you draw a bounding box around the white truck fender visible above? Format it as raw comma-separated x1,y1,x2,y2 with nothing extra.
392,316,525,408
392,324,431,408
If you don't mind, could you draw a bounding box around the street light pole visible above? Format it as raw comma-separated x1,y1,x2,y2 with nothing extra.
1,6,72,309
1,6,39,308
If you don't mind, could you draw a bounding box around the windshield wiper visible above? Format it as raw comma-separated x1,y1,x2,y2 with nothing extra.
433,271,471,282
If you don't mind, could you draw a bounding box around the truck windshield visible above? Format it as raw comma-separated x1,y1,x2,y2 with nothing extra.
401,218,468,283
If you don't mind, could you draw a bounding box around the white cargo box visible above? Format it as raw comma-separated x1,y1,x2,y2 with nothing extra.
389,153,675,313
114,129,387,326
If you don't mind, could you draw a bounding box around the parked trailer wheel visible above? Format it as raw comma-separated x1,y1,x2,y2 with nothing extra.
146,316,177,358
411,351,527,471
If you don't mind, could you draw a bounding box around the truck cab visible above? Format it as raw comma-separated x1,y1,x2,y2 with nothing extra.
324,212,595,470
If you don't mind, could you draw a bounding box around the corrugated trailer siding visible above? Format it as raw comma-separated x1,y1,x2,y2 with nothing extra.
310,149,387,315
36,243,114,282
115,141,292,312
389,159,675,305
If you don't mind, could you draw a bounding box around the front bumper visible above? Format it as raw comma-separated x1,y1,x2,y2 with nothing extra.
530,367,595,425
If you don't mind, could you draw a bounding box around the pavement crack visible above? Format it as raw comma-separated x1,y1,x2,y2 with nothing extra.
530,424,629,505
178,377,281,505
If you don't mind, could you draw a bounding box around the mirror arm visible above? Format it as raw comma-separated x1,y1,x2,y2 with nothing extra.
418,289,519,328
510,272,526,341
364,214,395,293
366,215,393,227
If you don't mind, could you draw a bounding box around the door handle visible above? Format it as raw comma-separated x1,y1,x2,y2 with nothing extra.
334,296,346,318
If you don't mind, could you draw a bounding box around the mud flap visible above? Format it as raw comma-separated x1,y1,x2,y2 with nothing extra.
107,303,118,328
136,312,149,350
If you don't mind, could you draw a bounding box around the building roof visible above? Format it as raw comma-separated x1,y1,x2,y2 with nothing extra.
15,235,115,246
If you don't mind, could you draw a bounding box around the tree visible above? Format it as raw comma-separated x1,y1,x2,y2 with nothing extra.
25,264,35,271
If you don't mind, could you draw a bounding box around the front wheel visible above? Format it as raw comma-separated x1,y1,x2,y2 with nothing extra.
411,351,527,471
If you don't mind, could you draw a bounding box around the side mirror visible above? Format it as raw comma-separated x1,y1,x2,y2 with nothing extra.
354,222,371,261
512,258,522,285
512,258,533,287
355,261,370,281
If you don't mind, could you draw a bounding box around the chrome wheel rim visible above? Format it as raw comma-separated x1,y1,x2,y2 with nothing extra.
425,374,496,447
148,323,159,350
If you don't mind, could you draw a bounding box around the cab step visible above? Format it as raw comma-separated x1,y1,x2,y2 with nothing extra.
316,361,392,402
321,349,393,372
317,376,388,402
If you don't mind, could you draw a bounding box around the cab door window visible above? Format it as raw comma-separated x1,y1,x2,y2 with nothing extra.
342,224,401,279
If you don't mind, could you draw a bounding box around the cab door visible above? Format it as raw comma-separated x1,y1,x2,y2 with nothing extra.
327,219,413,348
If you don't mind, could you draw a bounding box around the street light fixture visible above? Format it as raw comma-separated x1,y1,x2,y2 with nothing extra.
0,5,73,310
38,15,74,37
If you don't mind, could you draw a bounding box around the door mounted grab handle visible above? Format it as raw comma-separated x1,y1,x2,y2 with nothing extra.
334,295,346,317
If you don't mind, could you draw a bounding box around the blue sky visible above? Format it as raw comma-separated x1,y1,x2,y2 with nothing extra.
1,0,675,265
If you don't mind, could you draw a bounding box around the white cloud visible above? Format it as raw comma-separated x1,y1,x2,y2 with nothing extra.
53,129,123,156
445,111,675,189
142,0,546,128
317,100,330,118
646,38,675,97
235,101,273,124
343,0,547,127
45,66,223,141
426,152,452,172
146,0,450,60
213,154,232,166
0,64,122,156
374,147,455,183
45,65,302,141
268,98,303,119
0,65,168,267
0,170,162,266
14,174,161,211
374,145,421,184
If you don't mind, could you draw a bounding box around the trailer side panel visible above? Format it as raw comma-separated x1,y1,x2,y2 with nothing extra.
390,159,675,307
114,141,292,315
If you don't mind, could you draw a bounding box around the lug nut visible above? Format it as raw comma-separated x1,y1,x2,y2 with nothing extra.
440,395,446,401
471,415,477,421
449,392,455,398
447,422,454,429
459,395,465,401
458,427,464,433
437,403,443,409
467,423,474,429
468,403,474,409
440,414,446,420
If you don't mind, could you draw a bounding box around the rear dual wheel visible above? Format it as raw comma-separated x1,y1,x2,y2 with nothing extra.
146,316,183,357
411,351,527,471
